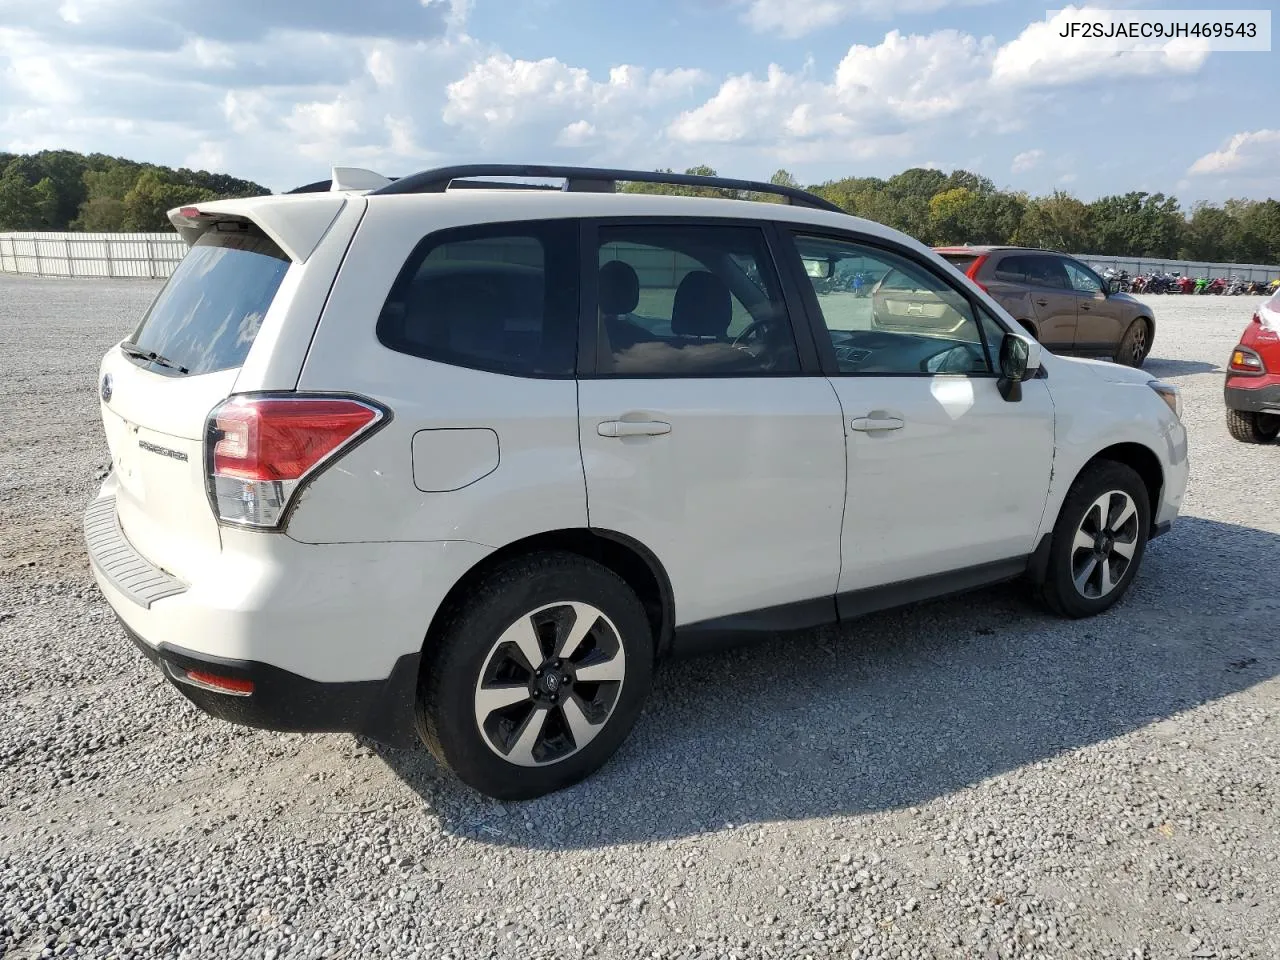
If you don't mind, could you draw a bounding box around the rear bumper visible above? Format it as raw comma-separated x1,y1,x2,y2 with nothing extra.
1224,377,1280,414
84,488,494,747
120,621,421,746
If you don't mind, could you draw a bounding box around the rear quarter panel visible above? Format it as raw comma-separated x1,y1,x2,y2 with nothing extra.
286,202,587,547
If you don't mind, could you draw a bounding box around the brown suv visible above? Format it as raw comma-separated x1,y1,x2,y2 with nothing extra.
934,246,1154,367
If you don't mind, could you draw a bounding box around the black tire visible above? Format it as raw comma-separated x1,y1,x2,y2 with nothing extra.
1114,318,1151,368
418,552,654,800
1226,408,1280,444
1016,320,1038,341
1039,461,1151,619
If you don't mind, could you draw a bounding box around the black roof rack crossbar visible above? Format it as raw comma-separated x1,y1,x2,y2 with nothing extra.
368,164,843,213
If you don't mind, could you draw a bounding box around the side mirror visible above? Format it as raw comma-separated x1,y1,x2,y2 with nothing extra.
802,258,834,280
998,333,1031,401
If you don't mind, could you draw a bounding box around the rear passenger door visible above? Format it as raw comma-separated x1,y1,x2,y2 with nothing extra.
577,219,846,630
1016,254,1078,350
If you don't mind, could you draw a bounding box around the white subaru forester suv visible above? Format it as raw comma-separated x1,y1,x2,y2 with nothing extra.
85,165,1189,800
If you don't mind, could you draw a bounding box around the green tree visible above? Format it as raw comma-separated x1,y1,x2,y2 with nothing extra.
32,178,59,228
928,187,980,244
1088,191,1184,257
0,169,37,230
1013,192,1094,251
121,170,218,231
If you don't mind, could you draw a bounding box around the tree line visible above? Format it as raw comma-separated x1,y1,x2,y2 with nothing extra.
624,166,1280,266
2,151,1278,264
0,150,269,233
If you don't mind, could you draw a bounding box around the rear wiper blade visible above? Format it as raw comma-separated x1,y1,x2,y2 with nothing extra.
119,341,189,375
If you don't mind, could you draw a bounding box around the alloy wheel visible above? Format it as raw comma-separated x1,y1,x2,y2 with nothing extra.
1130,324,1148,364
473,601,626,767
1070,490,1140,599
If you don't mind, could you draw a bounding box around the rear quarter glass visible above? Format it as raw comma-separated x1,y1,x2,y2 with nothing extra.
128,224,290,376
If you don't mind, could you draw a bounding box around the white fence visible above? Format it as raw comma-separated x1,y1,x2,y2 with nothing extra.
1075,253,1280,284
0,232,185,279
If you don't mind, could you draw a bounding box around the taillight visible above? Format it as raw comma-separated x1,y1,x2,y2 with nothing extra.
965,254,989,293
205,394,387,529
1229,347,1265,374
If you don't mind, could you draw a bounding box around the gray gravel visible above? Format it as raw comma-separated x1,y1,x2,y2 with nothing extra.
2,274,1279,960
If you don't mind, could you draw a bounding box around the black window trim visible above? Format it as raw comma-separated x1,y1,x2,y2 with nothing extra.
375,218,581,380
777,227,1010,380
1021,251,1071,292
576,216,823,379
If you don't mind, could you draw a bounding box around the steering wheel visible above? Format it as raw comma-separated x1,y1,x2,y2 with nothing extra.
731,318,773,349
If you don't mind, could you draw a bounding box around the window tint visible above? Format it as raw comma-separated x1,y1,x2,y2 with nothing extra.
128,223,289,376
594,224,800,376
1020,255,1069,290
794,233,993,376
1063,258,1104,295
377,222,579,376
993,255,1027,284
939,253,979,273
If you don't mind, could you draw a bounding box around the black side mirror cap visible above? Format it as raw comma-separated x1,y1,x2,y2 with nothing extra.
998,333,1030,401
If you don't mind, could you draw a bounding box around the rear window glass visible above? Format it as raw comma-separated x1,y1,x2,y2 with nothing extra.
939,253,978,273
377,221,579,377
129,224,289,376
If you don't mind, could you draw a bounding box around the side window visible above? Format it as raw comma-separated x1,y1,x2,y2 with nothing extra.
594,224,800,376
993,255,1027,284
1063,258,1104,295
1023,256,1069,290
794,233,993,376
376,221,579,376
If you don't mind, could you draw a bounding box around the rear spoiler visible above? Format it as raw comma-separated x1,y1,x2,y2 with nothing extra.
166,166,389,262
168,196,346,263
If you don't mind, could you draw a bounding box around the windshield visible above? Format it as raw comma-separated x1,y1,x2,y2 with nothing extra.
127,223,290,376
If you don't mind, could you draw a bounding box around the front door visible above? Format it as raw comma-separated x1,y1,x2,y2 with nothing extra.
577,220,846,629
785,231,1056,599
1063,257,1125,353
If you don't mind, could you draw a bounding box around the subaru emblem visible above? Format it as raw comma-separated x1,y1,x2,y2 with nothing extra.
100,373,113,403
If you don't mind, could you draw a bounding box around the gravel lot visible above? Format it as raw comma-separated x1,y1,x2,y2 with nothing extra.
2,275,1279,960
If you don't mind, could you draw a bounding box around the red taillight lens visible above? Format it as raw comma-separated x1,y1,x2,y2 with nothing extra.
206,395,386,528
965,254,989,293
213,398,380,481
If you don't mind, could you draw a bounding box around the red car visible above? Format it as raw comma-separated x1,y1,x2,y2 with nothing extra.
1225,293,1280,443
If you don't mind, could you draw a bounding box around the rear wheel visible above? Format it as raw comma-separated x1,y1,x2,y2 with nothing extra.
1040,461,1150,618
1226,408,1280,444
1115,318,1150,367
418,552,653,800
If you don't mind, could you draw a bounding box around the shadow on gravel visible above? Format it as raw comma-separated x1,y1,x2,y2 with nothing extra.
378,516,1279,848
1143,357,1220,377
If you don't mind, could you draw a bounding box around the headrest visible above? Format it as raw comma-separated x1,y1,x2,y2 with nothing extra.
599,260,640,316
671,270,731,338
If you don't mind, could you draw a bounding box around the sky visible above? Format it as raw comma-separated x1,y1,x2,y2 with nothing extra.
0,0,1276,203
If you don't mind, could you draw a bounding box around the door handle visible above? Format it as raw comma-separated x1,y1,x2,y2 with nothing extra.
1079,303,1091,310
1035,299,1049,307
597,420,672,438
850,416,904,433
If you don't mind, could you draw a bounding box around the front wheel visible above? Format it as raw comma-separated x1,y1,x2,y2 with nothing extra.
1039,461,1151,618
1226,408,1280,444
418,552,654,800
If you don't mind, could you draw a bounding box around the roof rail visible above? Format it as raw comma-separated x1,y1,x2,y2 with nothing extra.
368,164,843,213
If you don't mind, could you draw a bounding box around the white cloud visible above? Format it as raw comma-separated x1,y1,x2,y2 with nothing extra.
739,0,994,40
992,6,1209,88
1011,149,1044,173
556,120,597,147
1188,129,1280,176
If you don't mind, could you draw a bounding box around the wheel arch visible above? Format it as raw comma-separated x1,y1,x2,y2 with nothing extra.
424,528,676,661
1078,442,1164,529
